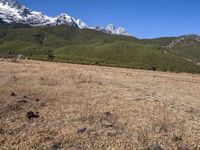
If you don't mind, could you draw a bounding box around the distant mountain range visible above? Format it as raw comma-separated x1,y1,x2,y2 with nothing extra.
0,0,129,35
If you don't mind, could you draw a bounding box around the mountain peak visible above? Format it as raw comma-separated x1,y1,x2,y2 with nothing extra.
106,24,116,31
75,19,88,29
105,24,129,36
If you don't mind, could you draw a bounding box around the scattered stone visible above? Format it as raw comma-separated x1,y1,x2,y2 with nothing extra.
185,107,194,113
26,111,39,120
171,135,182,142
18,99,28,103
105,130,117,136
52,142,62,150
35,98,40,102
103,122,113,128
44,136,55,142
10,92,16,96
104,112,112,116
40,102,47,107
22,95,27,99
0,140,5,146
159,123,168,132
148,144,163,150
76,128,87,134
16,139,21,144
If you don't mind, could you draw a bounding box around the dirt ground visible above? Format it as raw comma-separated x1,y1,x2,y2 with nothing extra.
0,60,200,150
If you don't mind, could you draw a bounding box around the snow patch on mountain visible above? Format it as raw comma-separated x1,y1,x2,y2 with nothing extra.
76,18,88,29
0,0,129,36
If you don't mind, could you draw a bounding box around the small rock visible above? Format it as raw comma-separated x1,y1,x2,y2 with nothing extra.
40,102,47,107
105,130,117,136
26,111,39,120
104,112,112,116
103,122,113,128
185,107,194,113
16,139,21,144
23,95,28,99
44,136,54,142
35,98,40,102
171,135,182,142
18,100,28,103
148,144,163,150
0,140,5,146
76,128,87,134
10,92,16,96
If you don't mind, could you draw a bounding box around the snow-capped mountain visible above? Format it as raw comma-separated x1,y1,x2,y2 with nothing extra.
0,0,129,36
105,24,129,35
0,0,52,25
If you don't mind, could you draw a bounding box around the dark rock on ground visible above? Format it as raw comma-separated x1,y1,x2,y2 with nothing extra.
104,112,112,116
35,98,40,102
18,99,28,103
0,140,5,146
103,122,113,128
22,95,27,99
40,102,47,107
10,92,16,96
76,128,87,134
26,111,39,120
171,135,182,142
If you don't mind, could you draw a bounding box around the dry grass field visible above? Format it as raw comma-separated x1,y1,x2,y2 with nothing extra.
0,60,200,150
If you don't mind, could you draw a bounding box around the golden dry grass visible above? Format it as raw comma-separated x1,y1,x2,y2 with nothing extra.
0,59,200,150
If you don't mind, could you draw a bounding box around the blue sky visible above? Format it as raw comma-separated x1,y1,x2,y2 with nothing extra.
18,0,200,38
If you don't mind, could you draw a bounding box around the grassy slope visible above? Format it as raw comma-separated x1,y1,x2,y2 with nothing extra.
171,44,200,62
0,25,200,73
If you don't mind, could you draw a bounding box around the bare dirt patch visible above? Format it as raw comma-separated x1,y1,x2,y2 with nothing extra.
0,60,200,149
